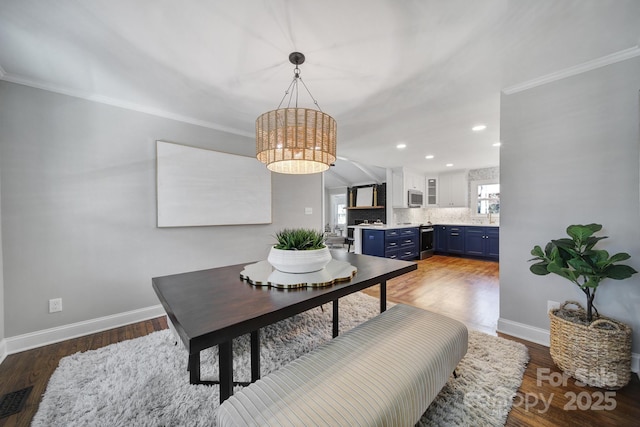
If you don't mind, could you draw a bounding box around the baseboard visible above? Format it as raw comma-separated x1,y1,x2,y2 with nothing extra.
0,338,7,365
5,304,166,356
497,317,551,347
498,317,640,374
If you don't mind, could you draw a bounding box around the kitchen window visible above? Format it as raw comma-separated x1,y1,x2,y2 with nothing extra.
471,180,500,217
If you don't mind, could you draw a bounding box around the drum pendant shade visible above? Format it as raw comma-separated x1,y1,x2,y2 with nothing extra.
255,53,337,174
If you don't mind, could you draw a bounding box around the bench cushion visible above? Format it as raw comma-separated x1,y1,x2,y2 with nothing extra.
217,304,468,427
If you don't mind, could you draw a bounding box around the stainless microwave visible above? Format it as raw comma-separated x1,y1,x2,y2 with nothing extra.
408,189,423,207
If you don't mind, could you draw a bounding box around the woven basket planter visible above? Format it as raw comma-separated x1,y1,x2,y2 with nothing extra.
549,301,632,389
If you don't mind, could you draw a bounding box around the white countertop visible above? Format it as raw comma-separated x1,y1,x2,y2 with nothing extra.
433,223,500,227
348,223,421,230
349,223,499,230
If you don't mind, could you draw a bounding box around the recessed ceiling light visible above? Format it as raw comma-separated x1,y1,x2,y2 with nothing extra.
446,163,454,167
396,143,407,149
492,142,501,147
425,155,434,159
472,124,487,132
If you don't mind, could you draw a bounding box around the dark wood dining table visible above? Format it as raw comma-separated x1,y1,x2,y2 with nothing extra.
152,250,417,403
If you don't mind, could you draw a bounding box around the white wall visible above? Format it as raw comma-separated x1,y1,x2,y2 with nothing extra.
499,56,640,355
0,81,322,338
0,168,5,357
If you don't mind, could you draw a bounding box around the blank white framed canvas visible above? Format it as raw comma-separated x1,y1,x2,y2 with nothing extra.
355,186,374,207
156,141,272,227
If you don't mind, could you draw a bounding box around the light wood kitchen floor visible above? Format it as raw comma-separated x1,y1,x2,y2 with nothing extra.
1,255,638,426
363,254,500,335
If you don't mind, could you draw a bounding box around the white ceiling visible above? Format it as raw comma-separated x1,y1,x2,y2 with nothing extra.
1,0,639,187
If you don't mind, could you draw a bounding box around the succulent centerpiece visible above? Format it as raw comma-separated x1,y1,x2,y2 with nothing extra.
267,228,332,274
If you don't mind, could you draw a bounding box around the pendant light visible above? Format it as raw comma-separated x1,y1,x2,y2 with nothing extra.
256,52,337,174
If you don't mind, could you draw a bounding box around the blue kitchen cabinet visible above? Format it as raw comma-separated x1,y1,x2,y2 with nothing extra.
447,226,465,254
464,226,499,259
362,227,418,260
435,226,448,252
435,225,498,260
362,229,385,257
486,227,499,259
464,227,486,256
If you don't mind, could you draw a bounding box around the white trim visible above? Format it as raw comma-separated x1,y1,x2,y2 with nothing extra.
498,317,639,374
497,317,550,347
0,73,253,138
0,338,7,365
4,304,166,355
502,45,640,94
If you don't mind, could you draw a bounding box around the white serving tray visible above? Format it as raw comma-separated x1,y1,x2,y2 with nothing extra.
240,259,357,289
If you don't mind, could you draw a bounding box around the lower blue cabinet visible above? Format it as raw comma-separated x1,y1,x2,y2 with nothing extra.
362,228,418,260
447,227,465,254
362,229,385,257
464,226,499,260
435,225,499,260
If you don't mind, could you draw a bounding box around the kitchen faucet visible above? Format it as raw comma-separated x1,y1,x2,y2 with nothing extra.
487,211,495,224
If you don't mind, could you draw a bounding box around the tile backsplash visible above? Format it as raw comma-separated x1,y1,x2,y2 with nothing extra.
391,166,500,226
393,207,497,225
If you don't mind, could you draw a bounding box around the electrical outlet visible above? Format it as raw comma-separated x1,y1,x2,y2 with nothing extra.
547,300,560,313
49,298,63,313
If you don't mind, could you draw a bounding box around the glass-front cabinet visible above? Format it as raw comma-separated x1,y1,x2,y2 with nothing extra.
425,177,437,206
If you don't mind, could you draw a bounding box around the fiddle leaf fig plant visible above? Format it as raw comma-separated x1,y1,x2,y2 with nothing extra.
529,224,637,322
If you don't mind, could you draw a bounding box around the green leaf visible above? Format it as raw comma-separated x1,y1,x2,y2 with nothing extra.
548,262,578,282
609,252,631,263
531,245,544,258
567,257,594,274
584,236,607,251
552,238,575,250
585,249,609,269
566,224,602,242
529,262,550,276
544,242,555,257
604,264,638,280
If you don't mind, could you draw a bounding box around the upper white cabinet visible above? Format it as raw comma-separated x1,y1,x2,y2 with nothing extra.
438,171,468,207
425,176,438,206
392,168,425,208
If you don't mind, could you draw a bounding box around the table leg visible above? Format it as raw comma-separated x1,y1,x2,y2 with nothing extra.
380,280,387,312
188,352,201,384
251,330,260,382
219,341,233,404
333,299,339,338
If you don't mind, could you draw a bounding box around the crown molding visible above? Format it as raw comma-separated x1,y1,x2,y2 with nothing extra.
502,45,640,95
0,72,254,138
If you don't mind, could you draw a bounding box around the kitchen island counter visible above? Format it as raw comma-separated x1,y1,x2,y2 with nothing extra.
348,224,421,255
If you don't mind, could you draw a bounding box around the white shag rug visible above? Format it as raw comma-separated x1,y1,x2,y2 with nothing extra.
33,293,528,427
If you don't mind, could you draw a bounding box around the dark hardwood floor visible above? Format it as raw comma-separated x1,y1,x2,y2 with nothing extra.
0,255,638,426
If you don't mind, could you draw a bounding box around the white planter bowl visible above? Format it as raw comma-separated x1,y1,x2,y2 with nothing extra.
267,246,332,274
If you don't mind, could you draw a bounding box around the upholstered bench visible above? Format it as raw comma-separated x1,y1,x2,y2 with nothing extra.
217,303,468,427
